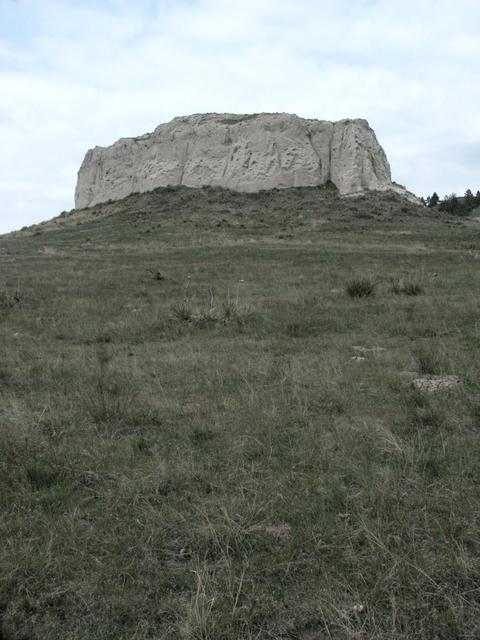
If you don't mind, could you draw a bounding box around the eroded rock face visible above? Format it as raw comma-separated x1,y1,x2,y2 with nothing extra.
75,113,411,208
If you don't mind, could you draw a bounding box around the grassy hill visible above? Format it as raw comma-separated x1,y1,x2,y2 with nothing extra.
1,186,480,639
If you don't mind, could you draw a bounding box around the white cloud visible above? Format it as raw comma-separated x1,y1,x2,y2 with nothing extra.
0,0,479,232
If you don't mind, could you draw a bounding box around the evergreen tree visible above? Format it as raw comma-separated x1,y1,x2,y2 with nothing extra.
428,192,440,207
463,189,476,213
439,194,459,214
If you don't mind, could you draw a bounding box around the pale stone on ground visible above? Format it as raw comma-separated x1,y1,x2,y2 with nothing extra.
263,523,291,542
75,112,416,209
352,346,386,354
413,375,461,392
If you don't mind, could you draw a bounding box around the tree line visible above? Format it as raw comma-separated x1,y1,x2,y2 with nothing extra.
423,189,480,215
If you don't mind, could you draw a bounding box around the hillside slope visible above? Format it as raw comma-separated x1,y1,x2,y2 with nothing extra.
1,188,480,639
17,183,424,241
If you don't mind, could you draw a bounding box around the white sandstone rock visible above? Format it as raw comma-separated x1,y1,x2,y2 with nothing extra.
75,112,414,209
412,375,461,393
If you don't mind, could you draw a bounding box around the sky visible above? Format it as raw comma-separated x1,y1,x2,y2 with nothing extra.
1,0,480,233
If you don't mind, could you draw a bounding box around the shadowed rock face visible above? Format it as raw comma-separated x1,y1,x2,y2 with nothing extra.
75,113,411,208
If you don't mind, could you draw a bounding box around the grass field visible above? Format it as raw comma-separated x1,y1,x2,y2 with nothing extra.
1,186,480,639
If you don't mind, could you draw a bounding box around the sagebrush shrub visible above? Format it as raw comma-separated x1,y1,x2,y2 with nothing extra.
0,284,20,310
390,275,423,296
345,278,375,298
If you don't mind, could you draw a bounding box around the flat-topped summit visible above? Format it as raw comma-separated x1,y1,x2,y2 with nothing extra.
75,112,413,208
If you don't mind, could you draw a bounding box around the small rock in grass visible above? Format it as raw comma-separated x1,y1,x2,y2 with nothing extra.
413,375,461,393
264,523,291,542
352,345,385,354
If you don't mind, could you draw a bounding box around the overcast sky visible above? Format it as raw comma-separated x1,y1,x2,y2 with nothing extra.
1,0,480,233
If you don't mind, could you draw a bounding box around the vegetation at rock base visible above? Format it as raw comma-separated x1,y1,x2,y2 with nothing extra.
1,185,480,639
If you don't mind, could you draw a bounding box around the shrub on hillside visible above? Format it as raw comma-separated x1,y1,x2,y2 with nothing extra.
0,284,20,310
345,278,375,298
390,275,423,296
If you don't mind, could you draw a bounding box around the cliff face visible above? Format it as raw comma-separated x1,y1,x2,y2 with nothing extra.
75,113,409,208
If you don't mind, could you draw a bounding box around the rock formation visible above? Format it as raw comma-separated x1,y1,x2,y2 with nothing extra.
75,113,413,208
